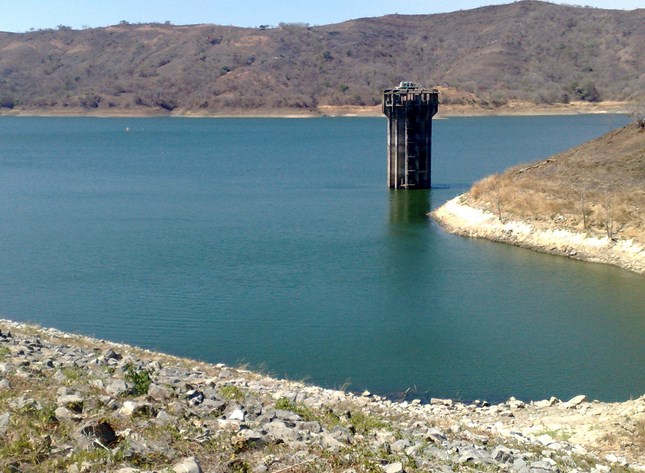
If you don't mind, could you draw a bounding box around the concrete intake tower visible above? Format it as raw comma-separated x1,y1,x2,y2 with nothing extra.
383,83,439,189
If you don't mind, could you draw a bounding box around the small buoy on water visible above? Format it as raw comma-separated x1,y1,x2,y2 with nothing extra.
125,127,130,132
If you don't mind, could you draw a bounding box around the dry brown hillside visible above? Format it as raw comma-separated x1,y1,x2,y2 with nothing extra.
0,0,643,115
467,120,645,243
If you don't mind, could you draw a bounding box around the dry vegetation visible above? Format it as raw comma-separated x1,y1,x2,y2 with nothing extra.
468,120,645,243
0,0,643,115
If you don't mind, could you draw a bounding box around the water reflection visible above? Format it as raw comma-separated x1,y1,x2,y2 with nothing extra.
388,189,431,226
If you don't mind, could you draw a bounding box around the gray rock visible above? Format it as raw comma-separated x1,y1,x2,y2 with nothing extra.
89,356,106,367
10,395,40,411
172,456,202,473
257,410,277,423
512,457,529,472
299,421,322,433
197,398,226,416
0,412,10,437
165,401,186,417
106,379,128,396
492,446,513,463
558,455,577,469
244,401,264,420
425,428,447,444
235,429,266,451
57,394,84,413
119,400,156,418
508,397,526,409
68,461,92,473
458,452,476,464
391,438,411,453
330,425,353,443
147,383,173,401
273,409,302,422
437,466,454,473
185,390,205,406
252,464,269,473
564,394,588,408
54,406,82,422
430,397,449,406
88,379,104,390
319,431,343,450
424,446,450,461
229,408,245,421
593,465,611,473
280,391,298,403
534,396,560,408
122,436,171,463
531,458,557,469
155,410,177,426
265,420,300,442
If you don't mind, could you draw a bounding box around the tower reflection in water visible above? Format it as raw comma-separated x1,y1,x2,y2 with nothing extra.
388,189,431,226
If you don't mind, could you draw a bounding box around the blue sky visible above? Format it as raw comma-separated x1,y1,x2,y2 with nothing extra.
0,0,643,33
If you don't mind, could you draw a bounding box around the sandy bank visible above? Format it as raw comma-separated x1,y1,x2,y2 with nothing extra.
0,100,633,119
432,195,645,276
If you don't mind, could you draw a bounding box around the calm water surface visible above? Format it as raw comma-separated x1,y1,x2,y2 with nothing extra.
0,114,643,403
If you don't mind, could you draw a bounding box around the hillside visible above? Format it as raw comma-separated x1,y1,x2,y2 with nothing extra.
0,0,643,116
432,120,645,275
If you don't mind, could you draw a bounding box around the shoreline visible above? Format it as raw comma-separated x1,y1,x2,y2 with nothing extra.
1,318,643,471
0,100,633,119
431,195,645,276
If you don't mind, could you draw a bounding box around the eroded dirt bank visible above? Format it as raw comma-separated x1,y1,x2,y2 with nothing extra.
432,196,645,276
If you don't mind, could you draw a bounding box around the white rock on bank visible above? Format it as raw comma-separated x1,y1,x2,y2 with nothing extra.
564,394,589,409
172,457,202,473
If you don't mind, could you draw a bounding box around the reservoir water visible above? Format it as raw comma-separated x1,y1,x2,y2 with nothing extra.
0,114,643,403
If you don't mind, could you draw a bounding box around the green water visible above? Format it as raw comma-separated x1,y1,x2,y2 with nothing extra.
0,114,642,402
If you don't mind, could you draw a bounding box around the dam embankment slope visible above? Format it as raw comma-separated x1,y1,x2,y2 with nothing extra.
0,319,643,471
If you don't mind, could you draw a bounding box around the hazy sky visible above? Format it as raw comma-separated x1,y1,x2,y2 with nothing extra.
0,0,643,33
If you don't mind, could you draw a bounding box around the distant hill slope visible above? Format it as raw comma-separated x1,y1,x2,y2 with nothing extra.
0,0,643,115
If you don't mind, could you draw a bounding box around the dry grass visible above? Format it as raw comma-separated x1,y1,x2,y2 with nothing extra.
468,121,645,242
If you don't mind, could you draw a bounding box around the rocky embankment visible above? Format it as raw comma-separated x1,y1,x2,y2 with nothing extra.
1,319,643,472
432,196,645,276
